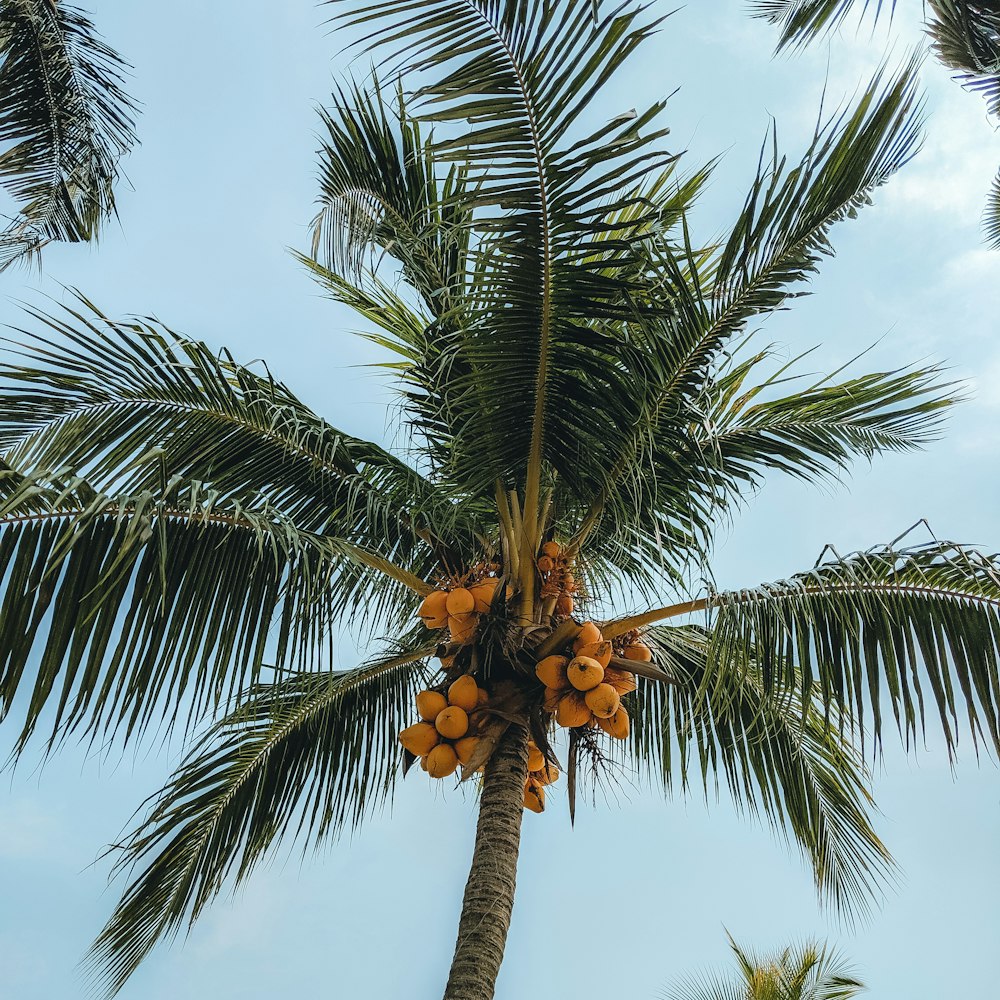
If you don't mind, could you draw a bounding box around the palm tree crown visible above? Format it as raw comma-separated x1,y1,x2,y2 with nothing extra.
0,2,996,997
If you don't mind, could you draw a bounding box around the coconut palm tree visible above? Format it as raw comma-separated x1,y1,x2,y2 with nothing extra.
662,934,865,1000
0,2,998,998
751,1,1000,247
0,0,137,270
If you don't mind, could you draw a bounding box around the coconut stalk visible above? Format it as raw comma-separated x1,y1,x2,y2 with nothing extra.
442,722,530,1000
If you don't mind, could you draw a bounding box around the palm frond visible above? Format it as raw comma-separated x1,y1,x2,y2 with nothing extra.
86,645,431,999
662,933,864,1000
0,0,137,270
630,625,893,916
926,2,1000,117
708,539,1000,755
985,167,1000,249
749,0,893,50
0,294,477,556
567,62,923,561
0,465,428,752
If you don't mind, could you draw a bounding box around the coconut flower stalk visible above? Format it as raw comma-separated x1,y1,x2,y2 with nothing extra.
0,3,996,1000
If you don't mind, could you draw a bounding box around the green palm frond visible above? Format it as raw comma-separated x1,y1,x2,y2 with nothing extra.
687,346,955,488
568,62,923,559
662,933,865,1000
630,626,893,915
322,0,676,524
0,1,137,270
1,294,477,553
986,168,1000,249
0,466,429,752
86,645,431,999
708,540,1000,755
926,2,1000,117
750,1,893,50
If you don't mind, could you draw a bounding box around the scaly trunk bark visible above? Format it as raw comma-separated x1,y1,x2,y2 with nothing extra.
442,722,529,1000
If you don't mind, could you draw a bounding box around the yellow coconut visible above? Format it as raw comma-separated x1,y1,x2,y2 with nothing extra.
542,686,563,713
535,655,569,689
469,579,500,614
527,744,545,772
575,640,612,669
523,782,545,813
623,642,653,663
398,722,440,756
415,689,448,722
425,743,460,778
604,667,638,694
455,735,480,767
435,705,470,740
567,655,605,692
537,555,555,573
541,540,561,558
572,621,603,652
597,706,630,740
585,683,621,719
446,587,475,615
417,590,449,629
555,595,575,617
555,691,593,729
448,675,480,712
420,753,430,772
449,613,478,645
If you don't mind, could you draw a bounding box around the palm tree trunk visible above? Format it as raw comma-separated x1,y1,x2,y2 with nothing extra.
442,722,529,1000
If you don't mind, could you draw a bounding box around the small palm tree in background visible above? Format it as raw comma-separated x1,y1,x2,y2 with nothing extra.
751,0,1000,247
663,935,865,1000
0,0,136,269
0,2,998,998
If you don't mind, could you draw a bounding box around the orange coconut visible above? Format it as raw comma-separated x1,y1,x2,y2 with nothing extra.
417,590,449,629
425,743,460,778
555,691,593,728
567,655,605,692
469,579,500,614
585,683,621,719
623,642,652,663
448,675,480,712
523,783,545,813
604,667,638,694
575,640,612,668
446,587,475,615
449,613,478,645
527,744,545,772
455,735,480,767
597,706,630,740
537,555,555,573
541,541,561,558
555,595,574,616
542,686,563,714
536,762,560,786
535,655,569,689
572,621,603,652
415,689,448,722
398,722,440,756
435,705,470,739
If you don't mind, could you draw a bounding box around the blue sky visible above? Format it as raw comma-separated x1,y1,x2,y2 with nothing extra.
1,1,998,997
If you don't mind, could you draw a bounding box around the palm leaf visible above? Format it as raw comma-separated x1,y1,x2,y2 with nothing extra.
0,465,430,752
707,539,1000,755
749,1,894,50
926,2,1000,117
985,167,1000,249
0,1,137,269
630,625,893,915
86,645,431,999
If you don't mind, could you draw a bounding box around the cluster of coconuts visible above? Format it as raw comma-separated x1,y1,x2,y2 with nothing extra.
537,540,578,617
398,675,487,778
417,576,502,645
535,621,651,738
523,739,560,813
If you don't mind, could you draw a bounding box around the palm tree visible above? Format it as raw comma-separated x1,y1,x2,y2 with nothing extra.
0,2,997,998
751,1,1000,247
0,0,137,270
662,934,865,1000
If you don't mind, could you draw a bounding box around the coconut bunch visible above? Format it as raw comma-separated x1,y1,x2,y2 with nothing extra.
536,540,577,617
535,621,646,739
417,572,504,646
522,739,560,813
398,675,488,779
